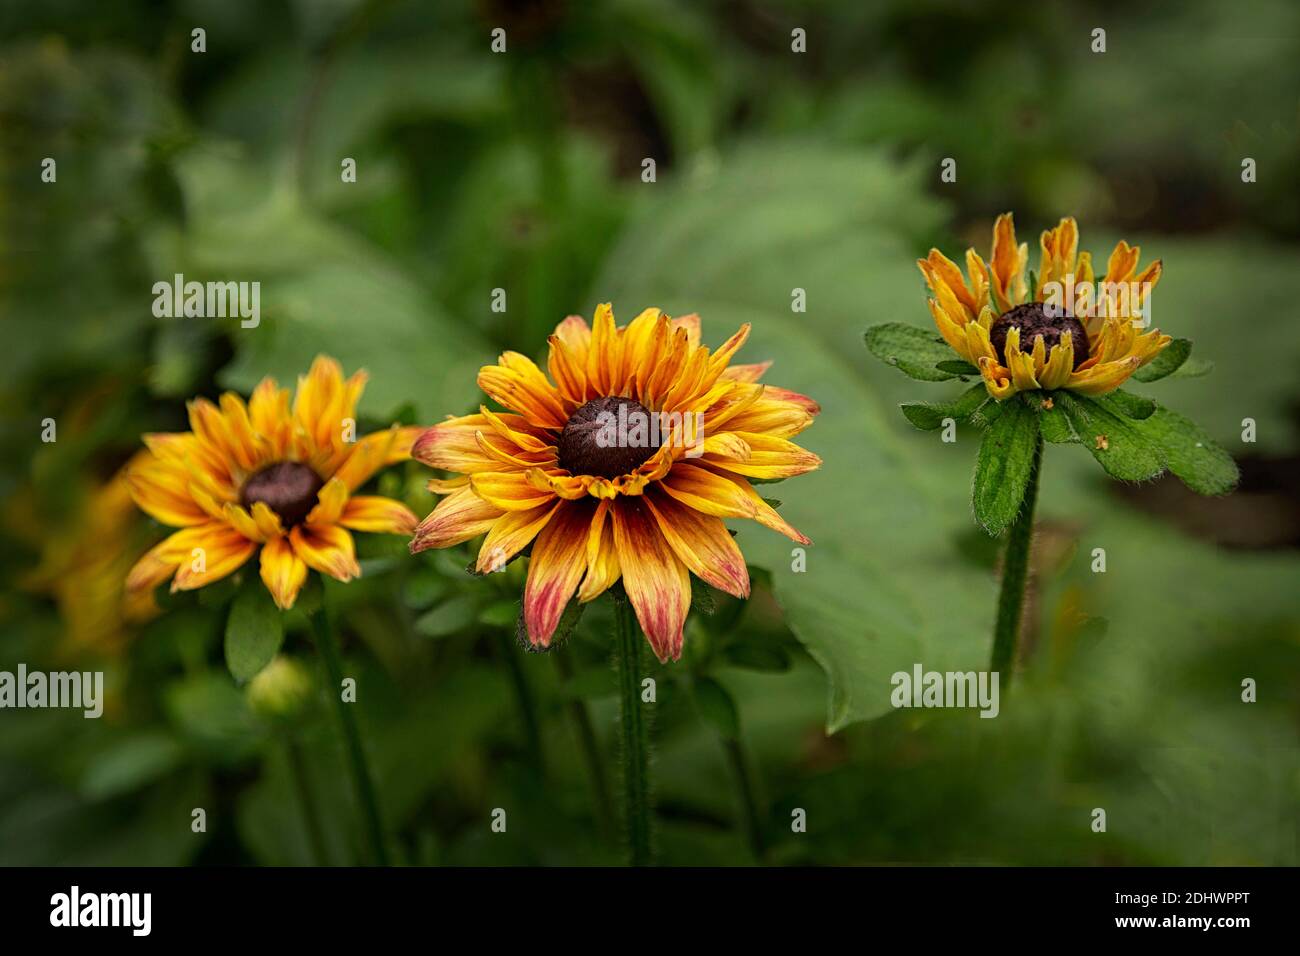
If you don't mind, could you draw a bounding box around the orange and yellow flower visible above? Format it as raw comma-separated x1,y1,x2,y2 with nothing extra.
410,306,820,662
125,356,420,610
919,213,1171,399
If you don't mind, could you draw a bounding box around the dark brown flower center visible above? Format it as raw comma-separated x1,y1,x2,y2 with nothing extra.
240,461,324,528
990,301,1090,370
557,396,661,479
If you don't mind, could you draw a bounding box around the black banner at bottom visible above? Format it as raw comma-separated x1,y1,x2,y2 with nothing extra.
0,866,1283,941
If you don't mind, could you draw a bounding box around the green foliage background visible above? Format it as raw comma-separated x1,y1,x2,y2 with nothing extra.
1,0,1298,865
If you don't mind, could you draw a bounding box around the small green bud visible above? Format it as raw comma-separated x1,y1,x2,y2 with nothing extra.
246,655,314,722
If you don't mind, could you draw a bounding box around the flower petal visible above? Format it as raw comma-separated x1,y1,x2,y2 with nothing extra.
611,497,690,662
644,488,749,599
339,495,419,535
289,523,361,582
170,525,259,592
260,535,308,610
476,500,562,573
522,499,597,647
305,476,349,526
410,486,504,552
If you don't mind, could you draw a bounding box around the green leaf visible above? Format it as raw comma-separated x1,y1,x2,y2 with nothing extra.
1135,406,1240,495
169,152,493,421
1035,393,1077,443
864,323,959,382
936,359,979,376
972,397,1040,535
900,383,988,430
1095,388,1157,421
1059,393,1166,481
1131,337,1191,382
415,595,478,638
224,586,284,684
692,677,740,740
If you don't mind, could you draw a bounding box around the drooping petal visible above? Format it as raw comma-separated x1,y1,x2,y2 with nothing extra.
410,486,504,552
697,465,811,545
701,432,822,479
171,525,259,592
260,535,308,610
522,499,596,647
577,500,621,602
289,523,361,582
611,497,690,662
658,463,758,519
644,488,749,599
476,500,562,573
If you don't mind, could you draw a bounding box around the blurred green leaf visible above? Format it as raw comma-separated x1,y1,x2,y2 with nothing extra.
224,585,284,684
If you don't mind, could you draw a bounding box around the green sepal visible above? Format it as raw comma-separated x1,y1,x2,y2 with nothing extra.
971,396,1040,535
1172,356,1214,378
1033,392,1077,443
1094,388,1157,421
1058,393,1164,481
900,382,988,430
1131,337,1191,382
864,323,959,382
936,359,979,376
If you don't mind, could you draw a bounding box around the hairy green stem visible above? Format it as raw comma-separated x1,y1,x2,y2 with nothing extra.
615,599,652,866
311,604,389,866
989,433,1044,689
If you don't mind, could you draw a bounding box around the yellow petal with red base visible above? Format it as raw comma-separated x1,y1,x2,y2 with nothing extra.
611,498,690,662
644,488,749,599
521,500,596,647
410,486,503,552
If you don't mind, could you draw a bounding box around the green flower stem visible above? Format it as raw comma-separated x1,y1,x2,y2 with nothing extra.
614,598,652,866
554,651,615,842
722,735,766,862
311,603,390,866
989,432,1044,689
495,629,545,775
285,735,329,866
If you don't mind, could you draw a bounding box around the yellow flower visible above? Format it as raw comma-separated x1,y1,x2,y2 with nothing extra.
919,213,1171,399
410,306,820,662
20,459,159,658
126,356,420,610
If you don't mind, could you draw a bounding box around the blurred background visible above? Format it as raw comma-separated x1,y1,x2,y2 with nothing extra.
1,0,1298,865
